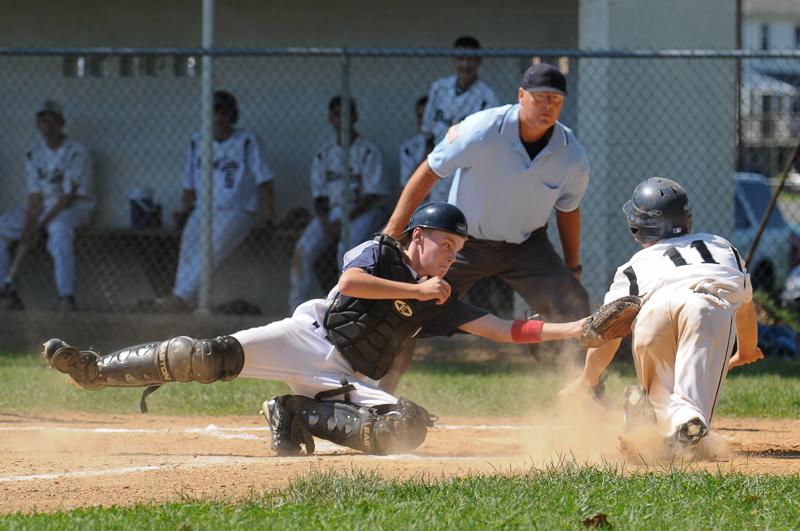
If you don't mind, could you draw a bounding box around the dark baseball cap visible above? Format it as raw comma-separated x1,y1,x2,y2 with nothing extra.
213,90,237,111
520,63,567,96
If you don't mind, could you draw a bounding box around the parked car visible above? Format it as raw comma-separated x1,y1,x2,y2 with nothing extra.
734,172,793,294
780,227,800,305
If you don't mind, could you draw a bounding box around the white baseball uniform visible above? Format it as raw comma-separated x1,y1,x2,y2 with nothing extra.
238,238,487,406
604,232,752,438
0,137,94,297
421,75,501,202
172,129,273,302
288,135,388,313
399,132,426,189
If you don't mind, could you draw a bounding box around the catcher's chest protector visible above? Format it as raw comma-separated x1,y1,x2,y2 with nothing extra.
324,234,456,380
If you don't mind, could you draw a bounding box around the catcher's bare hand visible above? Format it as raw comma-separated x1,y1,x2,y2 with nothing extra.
580,296,641,348
417,277,451,305
569,318,589,339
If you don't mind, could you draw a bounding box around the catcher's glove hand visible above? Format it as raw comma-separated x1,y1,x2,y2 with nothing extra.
580,295,641,348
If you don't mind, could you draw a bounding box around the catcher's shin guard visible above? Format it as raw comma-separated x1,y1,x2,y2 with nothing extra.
43,335,244,391
287,397,429,455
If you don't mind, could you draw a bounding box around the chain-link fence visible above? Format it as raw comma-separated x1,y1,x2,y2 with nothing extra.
0,47,798,353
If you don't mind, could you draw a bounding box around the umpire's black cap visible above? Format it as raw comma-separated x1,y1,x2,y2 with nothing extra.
396,202,469,246
521,63,567,96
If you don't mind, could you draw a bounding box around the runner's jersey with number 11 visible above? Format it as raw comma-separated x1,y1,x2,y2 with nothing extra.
604,233,752,308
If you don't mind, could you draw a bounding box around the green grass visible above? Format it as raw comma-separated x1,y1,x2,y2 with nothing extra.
4,463,800,530
2,353,800,418
4,352,800,525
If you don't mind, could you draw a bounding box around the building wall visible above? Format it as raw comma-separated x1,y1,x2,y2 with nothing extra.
0,0,579,48
576,0,737,303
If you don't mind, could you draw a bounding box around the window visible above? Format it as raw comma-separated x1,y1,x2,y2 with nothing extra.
761,23,771,50
63,56,86,77
795,25,800,48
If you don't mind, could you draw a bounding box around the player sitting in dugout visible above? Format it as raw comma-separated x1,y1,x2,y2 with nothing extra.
43,202,594,457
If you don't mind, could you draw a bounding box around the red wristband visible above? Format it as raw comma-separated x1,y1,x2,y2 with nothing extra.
511,319,544,343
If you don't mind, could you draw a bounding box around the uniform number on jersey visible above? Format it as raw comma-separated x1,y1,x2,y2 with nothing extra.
663,240,719,267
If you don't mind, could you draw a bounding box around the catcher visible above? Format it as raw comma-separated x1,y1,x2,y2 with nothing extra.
560,178,763,453
43,202,597,457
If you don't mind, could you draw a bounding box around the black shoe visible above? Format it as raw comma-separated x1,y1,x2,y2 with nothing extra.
264,396,301,456
59,295,77,313
41,338,101,389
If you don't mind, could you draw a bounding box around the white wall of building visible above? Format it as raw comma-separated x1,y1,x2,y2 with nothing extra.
576,0,737,304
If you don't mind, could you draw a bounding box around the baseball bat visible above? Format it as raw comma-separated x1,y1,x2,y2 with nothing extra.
4,240,29,286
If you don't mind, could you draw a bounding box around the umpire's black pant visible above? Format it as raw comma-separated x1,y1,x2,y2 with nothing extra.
445,227,590,364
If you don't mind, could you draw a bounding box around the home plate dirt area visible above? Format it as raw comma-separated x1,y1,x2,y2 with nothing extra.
1,411,799,514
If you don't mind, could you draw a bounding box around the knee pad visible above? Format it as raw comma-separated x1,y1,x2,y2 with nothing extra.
166,335,244,383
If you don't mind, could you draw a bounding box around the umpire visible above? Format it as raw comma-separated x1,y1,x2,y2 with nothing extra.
381,63,591,388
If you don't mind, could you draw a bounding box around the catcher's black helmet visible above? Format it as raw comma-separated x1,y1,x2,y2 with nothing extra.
396,202,468,245
623,177,692,244
214,90,239,124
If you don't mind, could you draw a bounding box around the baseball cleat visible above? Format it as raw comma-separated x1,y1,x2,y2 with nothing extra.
42,338,70,364
622,385,657,432
41,338,100,387
668,417,709,450
264,396,301,456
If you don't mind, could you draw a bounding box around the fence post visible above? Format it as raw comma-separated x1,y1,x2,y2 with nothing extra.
198,0,215,314
340,47,351,266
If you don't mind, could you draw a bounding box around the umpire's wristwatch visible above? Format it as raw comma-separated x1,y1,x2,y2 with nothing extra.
570,264,583,274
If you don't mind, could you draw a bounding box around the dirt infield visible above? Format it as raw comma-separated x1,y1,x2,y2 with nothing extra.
1,410,799,515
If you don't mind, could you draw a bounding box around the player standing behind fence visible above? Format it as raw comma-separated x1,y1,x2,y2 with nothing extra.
161,90,274,313
288,96,389,313
420,36,501,202
560,177,763,453
398,96,430,197
0,100,94,312
380,62,591,393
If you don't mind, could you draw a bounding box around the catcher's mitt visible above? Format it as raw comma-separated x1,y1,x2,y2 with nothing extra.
580,295,641,348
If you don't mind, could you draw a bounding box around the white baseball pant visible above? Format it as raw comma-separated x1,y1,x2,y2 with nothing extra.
234,299,398,407
0,200,93,296
172,208,255,302
632,288,737,438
